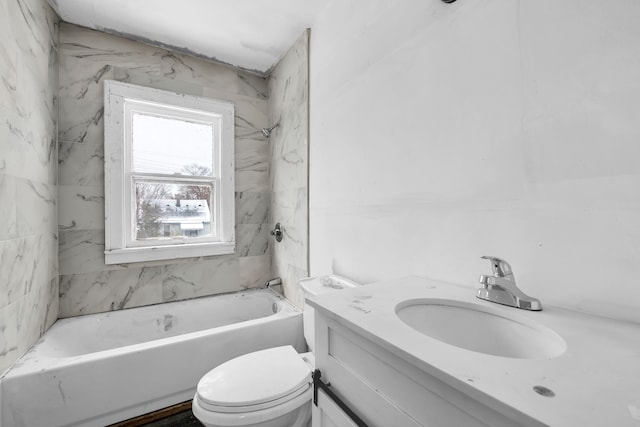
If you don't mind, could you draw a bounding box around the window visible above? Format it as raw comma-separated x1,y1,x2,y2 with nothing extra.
104,80,235,264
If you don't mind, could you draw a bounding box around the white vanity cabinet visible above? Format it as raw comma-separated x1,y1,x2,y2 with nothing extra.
308,276,640,427
311,308,535,427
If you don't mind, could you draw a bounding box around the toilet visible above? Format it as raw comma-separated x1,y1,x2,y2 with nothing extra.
192,275,360,427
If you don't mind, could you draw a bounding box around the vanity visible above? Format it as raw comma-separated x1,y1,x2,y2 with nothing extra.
306,276,640,427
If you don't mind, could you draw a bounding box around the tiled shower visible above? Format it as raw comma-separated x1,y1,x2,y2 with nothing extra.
1,1,309,375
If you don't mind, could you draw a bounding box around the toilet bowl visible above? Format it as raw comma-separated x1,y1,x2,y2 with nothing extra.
192,346,313,427
192,275,360,427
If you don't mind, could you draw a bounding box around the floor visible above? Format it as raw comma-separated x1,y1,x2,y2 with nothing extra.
109,401,204,427
141,410,204,426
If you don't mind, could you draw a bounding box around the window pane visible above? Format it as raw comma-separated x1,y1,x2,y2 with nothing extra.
134,181,214,241
132,113,214,176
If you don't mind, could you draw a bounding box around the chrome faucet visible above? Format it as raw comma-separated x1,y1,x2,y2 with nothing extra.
477,256,542,311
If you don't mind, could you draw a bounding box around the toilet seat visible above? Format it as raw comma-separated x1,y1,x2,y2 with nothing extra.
197,383,310,414
196,345,312,413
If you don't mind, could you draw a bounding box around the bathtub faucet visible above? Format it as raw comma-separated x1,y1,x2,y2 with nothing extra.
477,256,542,311
265,277,283,290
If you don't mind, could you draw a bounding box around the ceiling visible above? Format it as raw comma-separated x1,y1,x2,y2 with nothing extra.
48,0,327,75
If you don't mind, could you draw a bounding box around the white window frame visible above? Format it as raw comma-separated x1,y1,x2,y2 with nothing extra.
104,80,235,264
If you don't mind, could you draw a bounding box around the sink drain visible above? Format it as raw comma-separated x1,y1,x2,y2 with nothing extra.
533,385,555,397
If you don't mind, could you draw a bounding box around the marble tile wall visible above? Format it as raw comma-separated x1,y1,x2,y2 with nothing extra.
0,0,59,374
268,31,310,308
58,24,272,317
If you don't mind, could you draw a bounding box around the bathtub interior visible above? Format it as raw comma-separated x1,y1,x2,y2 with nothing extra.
35,289,288,358
0,289,306,427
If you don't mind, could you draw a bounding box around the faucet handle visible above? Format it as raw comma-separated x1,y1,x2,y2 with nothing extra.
481,256,513,277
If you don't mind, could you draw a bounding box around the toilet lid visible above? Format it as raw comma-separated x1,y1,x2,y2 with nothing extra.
197,346,311,410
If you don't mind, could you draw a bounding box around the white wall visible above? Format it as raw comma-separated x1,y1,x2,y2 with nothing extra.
309,0,640,322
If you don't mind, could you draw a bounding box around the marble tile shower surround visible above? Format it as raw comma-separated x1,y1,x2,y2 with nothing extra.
57,23,274,317
268,30,309,308
0,0,59,374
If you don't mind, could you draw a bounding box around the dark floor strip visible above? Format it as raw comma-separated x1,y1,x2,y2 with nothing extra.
108,400,204,427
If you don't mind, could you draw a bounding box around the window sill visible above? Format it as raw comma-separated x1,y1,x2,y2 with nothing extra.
104,241,235,265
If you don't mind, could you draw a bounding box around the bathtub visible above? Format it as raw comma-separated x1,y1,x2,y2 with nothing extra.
0,289,305,427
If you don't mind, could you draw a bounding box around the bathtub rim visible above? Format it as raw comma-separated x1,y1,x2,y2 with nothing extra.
4,288,301,372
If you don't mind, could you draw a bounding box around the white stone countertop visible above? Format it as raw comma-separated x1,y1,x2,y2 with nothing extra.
306,276,640,427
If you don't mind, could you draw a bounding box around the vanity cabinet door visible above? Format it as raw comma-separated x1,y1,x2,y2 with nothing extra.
313,312,520,427
312,388,360,427
314,315,424,427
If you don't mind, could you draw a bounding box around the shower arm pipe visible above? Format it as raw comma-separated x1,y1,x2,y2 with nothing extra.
261,123,279,137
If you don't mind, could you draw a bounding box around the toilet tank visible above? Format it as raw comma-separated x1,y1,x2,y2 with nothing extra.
299,275,361,352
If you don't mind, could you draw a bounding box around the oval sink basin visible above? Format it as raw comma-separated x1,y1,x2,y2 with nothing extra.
396,299,566,359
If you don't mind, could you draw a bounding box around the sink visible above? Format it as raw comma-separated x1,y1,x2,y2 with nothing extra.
396,299,566,359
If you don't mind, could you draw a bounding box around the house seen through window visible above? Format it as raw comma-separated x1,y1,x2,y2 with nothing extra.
132,113,214,241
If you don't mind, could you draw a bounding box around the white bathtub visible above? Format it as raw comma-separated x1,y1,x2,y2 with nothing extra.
0,289,305,427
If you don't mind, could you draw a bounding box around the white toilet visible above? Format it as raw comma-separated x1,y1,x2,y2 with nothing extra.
192,275,360,427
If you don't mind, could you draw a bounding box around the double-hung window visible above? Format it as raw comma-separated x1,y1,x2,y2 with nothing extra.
104,81,235,264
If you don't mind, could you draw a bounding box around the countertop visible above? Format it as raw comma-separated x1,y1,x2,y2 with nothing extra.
306,276,640,427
